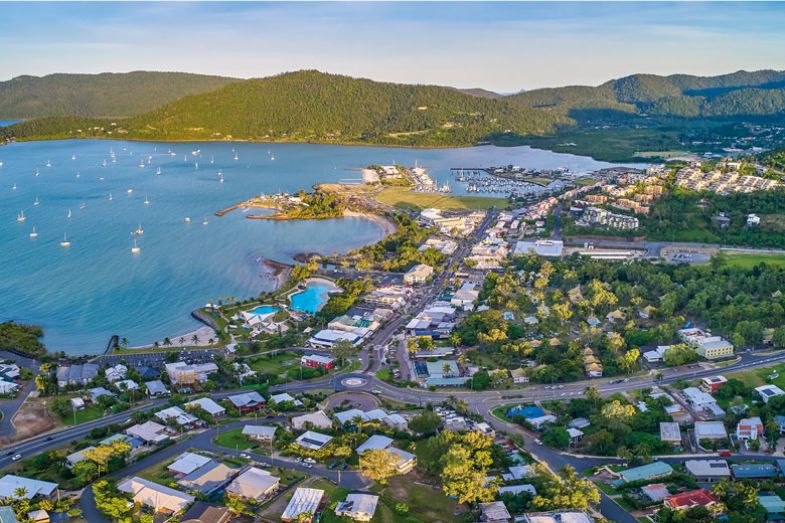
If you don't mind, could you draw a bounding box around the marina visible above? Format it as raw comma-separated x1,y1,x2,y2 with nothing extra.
0,139,632,353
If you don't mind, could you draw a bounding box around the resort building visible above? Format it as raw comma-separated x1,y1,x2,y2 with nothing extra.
677,328,734,360
281,488,325,523
165,361,219,386
335,493,379,522
226,467,279,501
117,477,194,514
514,239,564,258
56,364,99,388
403,263,434,285
307,329,361,348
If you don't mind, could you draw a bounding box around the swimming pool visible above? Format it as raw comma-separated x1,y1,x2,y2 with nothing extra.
250,305,280,316
290,283,332,314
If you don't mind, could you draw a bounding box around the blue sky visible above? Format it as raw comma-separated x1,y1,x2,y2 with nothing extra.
1,2,785,92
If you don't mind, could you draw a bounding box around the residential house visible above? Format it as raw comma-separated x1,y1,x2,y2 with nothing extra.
291,410,332,430
177,461,239,496
56,364,99,389
281,488,324,522
226,467,280,501
664,489,719,511
520,512,594,523
181,502,231,523
759,494,785,522
295,431,333,451
118,477,194,513
335,493,379,522
700,376,727,393
126,421,170,444
612,462,673,487
269,393,302,407
168,453,212,478
104,364,128,382
66,447,95,468
694,421,728,445
301,354,335,369
0,476,57,500
731,464,778,480
479,501,511,522
355,435,416,474
756,384,785,404
641,483,670,502
145,380,168,396
155,406,200,429
185,397,226,418
88,387,115,403
736,417,765,442
242,425,277,442
659,422,682,446
684,460,731,482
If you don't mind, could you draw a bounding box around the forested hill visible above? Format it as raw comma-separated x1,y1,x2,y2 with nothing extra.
0,71,239,119
3,71,568,146
509,69,785,117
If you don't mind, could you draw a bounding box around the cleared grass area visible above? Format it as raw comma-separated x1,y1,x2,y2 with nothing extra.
213,428,259,451
61,405,104,425
375,187,505,211
247,352,300,375
723,252,785,269
726,362,785,389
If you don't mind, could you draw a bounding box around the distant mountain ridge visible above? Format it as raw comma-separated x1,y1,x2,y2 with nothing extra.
0,71,239,118
509,69,785,117
4,69,785,150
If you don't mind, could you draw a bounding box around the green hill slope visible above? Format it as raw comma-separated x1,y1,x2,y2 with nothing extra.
3,71,568,146
0,71,239,118
509,69,785,117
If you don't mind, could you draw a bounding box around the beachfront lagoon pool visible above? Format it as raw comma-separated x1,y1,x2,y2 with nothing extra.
249,305,280,316
289,281,335,314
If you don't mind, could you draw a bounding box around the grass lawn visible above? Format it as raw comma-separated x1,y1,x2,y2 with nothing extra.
374,475,462,523
727,362,785,389
60,404,105,425
213,428,259,451
374,187,505,211
247,352,300,375
723,252,785,269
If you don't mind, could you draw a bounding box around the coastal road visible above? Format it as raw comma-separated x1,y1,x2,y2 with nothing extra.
0,351,40,439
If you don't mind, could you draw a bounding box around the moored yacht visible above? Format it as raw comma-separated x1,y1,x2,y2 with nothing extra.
60,233,71,248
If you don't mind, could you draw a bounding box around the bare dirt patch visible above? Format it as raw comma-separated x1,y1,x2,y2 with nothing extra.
5,402,57,442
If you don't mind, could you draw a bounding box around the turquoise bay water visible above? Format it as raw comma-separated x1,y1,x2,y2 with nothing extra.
0,139,629,354
289,283,332,314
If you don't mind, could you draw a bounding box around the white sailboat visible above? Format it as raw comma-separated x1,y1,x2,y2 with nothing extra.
138,159,145,168
60,233,71,248
46,160,51,167
127,188,133,194
16,211,25,223
33,197,40,206
131,238,141,254
11,184,16,191
29,227,38,239
79,202,86,210
144,196,150,205
35,168,39,177
109,192,113,201
184,217,191,224
71,154,76,160
210,155,214,164
233,151,239,161
271,155,275,161
75,172,80,178
202,216,208,226
156,167,162,176
67,209,72,219
102,159,108,167
135,223,144,235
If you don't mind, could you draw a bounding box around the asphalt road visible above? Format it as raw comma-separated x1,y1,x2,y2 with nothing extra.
79,418,366,523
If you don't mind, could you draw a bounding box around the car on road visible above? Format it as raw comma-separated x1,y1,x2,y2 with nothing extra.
609,379,624,385
534,439,542,446
240,453,250,459
11,454,21,462
718,450,733,457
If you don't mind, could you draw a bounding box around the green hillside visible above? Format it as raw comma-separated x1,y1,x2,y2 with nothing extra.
0,71,238,118
3,70,568,147
509,69,785,117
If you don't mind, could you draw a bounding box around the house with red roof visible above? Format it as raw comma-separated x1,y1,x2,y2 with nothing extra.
664,489,719,511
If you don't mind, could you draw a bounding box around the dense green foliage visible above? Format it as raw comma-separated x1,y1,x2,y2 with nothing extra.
0,71,237,118
349,214,445,272
570,187,785,248
0,321,46,357
3,71,567,146
510,69,785,118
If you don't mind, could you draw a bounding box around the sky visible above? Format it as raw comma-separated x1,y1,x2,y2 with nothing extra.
1,2,785,92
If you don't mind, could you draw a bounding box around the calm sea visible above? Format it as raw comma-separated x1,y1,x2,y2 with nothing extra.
0,139,631,354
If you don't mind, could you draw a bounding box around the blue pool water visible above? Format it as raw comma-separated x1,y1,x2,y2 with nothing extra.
250,306,280,316
290,284,332,314
0,120,21,127
0,138,633,353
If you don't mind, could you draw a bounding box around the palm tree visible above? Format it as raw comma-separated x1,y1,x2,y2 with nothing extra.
191,334,199,344
584,386,601,408
153,341,160,348
120,337,129,348
208,338,215,345
179,337,185,346
163,337,172,347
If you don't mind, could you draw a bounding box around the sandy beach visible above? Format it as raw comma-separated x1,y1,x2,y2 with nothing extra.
343,209,398,236
129,325,217,349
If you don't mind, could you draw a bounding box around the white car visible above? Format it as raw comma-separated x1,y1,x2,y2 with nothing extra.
11,454,21,462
